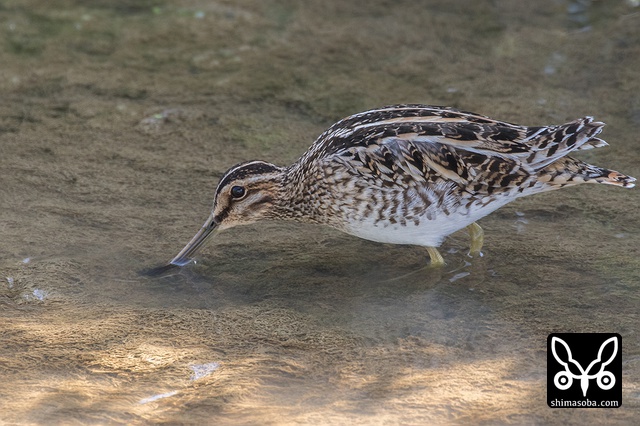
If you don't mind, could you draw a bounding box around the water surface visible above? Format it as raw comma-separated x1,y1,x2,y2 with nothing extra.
1,1,639,424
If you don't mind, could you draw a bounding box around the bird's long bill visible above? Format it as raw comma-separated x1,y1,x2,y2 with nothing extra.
169,214,218,267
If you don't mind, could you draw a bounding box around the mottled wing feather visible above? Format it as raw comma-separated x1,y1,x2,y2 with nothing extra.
310,105,612,186
300,104,635,197
315,105,533,159
314,105,605,166
331,136,531,201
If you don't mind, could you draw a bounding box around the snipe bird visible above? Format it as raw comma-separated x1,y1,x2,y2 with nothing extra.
163,104,635,269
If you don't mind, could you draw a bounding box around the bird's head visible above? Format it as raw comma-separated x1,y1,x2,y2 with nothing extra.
169,160,285,266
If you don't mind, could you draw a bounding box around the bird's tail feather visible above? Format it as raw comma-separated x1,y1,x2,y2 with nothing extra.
539,156,636,188
525,117,607,169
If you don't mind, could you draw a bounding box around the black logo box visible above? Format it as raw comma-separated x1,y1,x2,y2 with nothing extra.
547,333,622,408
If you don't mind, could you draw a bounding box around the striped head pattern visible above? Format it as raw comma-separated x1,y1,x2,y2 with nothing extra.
211,160,286,229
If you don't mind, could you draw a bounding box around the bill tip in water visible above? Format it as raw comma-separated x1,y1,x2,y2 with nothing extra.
170,257,194,267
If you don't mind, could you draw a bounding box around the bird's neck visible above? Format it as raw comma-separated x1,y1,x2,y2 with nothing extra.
266,163,325,224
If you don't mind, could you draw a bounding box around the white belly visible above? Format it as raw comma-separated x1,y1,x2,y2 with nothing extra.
342,197,512,247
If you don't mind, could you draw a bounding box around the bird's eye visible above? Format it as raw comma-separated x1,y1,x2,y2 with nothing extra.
230,185,246,199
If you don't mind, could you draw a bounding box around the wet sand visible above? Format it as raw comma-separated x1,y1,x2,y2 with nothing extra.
1,1,639,424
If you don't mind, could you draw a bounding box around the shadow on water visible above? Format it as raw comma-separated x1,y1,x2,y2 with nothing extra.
1,0,639,424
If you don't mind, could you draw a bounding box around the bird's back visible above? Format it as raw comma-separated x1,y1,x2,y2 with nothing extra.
301,104,634,193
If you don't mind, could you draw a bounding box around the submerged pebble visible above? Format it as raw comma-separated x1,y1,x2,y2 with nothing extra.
139,391,179,404
21,289,49,302
190,362,220,381
449,272,471,283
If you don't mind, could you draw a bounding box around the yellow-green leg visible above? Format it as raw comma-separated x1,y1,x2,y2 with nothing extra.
426,246,445,267
467,222,484,256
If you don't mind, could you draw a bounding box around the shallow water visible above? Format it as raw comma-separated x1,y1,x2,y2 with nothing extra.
1,1,639,424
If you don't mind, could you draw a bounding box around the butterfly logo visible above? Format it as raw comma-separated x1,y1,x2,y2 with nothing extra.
551,336,618,397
